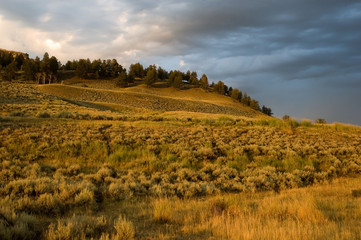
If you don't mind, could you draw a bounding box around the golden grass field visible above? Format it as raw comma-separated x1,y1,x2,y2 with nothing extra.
39,79,265,118
0,80,360,239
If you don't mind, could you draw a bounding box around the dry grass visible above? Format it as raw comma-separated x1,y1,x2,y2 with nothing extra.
62,78,257,107
39,83,264,117
153,198,174,223
1,81,361,239
205,178,361,240
99,177,361,239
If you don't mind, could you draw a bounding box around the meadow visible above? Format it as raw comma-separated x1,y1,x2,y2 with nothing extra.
1,80,361,239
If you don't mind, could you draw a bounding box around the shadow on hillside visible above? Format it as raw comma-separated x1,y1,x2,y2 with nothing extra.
59,97,118,112
0,96,39,105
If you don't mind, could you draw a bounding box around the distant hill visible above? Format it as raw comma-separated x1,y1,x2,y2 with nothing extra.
39,79,268,118
0,48,28,59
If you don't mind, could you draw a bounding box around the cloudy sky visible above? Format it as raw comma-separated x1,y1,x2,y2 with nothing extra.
1,0,361,125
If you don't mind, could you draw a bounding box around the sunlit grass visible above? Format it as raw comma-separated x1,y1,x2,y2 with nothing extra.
1,81,361,239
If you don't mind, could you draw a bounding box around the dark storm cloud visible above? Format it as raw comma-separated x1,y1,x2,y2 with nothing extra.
1,0,360,124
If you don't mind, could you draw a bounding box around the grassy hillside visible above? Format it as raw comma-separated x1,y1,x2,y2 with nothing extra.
0,48,28,58
1,81,361,239
38,79,265,118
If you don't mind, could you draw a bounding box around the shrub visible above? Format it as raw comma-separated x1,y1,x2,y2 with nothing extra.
9,111,25,117
0,207,40,240
56,111,74,119
282,115,290,121
67,164,81,176
36,193,60,214
45,215,108,240
153,198,173,223
113,215,135,240
37,112,51,118
108,181,125,200
316,118,327,124
45,221,75,240
74,188,94,206
351,189,361,198
0,116,11,122
208,198,228,216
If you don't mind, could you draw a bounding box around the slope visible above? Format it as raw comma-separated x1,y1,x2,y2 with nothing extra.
39,82,267,118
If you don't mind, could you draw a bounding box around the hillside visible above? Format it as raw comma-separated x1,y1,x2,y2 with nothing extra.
38,79,266,118
0,48,28,59
1,81,361,239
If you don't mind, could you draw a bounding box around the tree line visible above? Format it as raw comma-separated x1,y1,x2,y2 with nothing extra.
0,49,272,116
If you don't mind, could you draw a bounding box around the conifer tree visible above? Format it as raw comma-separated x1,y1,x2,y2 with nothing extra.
129,63,145,78
231,88,239,100
23,59,36,81
116,71,128,88
173,75,183,88
200,74,209,90
40,52,50,73
144,68,158,87
49,56,59,75
214,81,225,94
0,61,17,81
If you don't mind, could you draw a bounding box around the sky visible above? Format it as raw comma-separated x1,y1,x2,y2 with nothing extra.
1,0,361,125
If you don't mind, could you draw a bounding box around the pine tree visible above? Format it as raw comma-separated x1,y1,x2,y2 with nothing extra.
129,63,145,78
231,88,239,100
157,67,168,80
0,61,17,81
49,56,59,75
23,59,36,81
241,92,249,105
173,75,183,88
168,71,176,86
214,81,225,94
144,68,158,87
185,70,191,82
262,106,273,116
76,59,89,79
250,99,260,111
40,52,50,73
127,72,135,84
116,71,128,88
200,74,209,90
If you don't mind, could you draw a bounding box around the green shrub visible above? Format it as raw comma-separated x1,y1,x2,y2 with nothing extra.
282,115,290,121
37,112,51,118
351,189,361,197
9,111,25,117
227,155,250,171
0,115,11,122
316,118,327,124
56,111,74,119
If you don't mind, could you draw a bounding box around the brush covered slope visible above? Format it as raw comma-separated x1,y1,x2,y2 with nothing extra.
38,79,265,118
1,81,361,240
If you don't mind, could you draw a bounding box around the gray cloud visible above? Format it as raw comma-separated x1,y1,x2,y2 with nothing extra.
1,0,360,124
